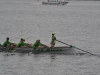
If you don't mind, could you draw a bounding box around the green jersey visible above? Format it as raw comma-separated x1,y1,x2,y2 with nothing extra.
17,42,26,47
2,41,12,47
33,42,43,50
51,36,56,44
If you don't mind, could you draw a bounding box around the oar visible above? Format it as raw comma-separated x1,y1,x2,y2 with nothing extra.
56,40,74,47
56,40,98,56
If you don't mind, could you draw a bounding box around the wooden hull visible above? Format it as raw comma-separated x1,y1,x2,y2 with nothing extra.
0,46,76,54
42,2,68,5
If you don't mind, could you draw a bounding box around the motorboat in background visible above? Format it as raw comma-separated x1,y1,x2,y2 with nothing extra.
42,0,68,5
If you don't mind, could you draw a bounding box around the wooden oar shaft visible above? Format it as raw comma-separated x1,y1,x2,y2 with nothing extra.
56,40,69,46
56,40,97,56
75,47,94,55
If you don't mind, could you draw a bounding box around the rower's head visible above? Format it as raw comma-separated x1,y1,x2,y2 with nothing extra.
23,39,25,42
36,39,40,43
21,38,24,42
6,37,9,41
52,33,55,35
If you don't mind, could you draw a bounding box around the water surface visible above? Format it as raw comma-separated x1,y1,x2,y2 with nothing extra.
0,0,100,75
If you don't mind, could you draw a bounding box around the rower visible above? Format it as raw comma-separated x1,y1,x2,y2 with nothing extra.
2,37,16,50
33,39,48,50
2,37,12,47
50,33,56,48
17,38,28,48
23,39,32,47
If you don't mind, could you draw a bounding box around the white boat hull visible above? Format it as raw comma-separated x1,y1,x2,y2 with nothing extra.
0,46,76,54
15,46,76,54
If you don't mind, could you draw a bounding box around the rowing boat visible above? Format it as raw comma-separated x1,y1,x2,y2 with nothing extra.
0,46,76,54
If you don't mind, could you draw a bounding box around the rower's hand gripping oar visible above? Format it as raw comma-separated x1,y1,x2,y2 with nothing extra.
56,40,99,56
